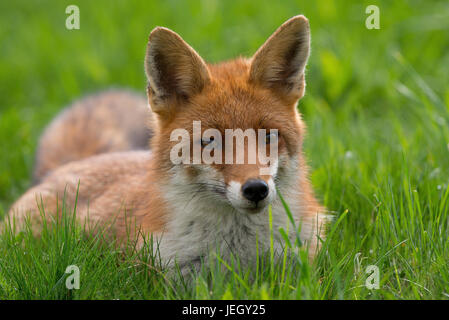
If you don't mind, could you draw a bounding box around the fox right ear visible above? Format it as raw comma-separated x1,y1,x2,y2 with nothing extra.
249,15,311,102
145,27,210,112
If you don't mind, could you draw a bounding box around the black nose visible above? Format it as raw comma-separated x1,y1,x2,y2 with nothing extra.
242,179,269,203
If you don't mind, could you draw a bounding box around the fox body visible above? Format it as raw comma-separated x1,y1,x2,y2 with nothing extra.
9,16,327,273
33,89,153,183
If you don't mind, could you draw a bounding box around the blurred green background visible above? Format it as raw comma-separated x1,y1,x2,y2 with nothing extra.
1,0,448,210
1,0,449,299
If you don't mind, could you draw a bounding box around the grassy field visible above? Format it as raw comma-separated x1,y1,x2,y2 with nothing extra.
1,0,449,299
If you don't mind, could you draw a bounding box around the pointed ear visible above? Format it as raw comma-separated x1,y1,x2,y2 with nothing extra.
249,15,310,100
145,27,210,112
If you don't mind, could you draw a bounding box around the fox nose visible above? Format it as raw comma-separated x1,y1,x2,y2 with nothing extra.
242,179,269,203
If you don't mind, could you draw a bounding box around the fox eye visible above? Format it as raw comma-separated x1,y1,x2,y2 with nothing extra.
201,137,215,147
265,132,278,144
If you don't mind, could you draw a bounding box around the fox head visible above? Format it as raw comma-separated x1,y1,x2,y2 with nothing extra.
145,16,311,215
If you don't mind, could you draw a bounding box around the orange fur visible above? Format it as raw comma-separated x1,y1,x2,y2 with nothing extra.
8,15,327,267
33,90,153,184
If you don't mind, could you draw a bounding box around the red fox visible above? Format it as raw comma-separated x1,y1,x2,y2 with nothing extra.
8,15,327,274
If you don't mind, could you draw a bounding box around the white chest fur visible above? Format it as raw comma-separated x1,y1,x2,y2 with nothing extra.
156,193,303,274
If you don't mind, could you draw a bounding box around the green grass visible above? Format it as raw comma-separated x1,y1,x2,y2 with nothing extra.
1,0,449,299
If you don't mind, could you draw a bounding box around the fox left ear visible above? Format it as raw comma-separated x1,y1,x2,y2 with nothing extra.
249,15,310,101
145,27,211,113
